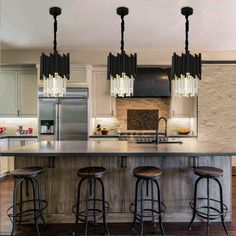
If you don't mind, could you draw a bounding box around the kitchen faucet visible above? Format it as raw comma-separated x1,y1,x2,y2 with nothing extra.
156,117,168,144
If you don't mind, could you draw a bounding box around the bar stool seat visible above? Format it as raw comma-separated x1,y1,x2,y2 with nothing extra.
130,166,165,236
78,167,106,178
11,167,44,178
133,166,162,179
194,166,223,177
8,166,47,236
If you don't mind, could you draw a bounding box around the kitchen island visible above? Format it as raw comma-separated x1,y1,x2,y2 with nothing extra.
1,140,235,223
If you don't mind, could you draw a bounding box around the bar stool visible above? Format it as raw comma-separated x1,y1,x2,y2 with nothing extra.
72,166,109,236
188,166,228,236
129,166,166,236
7,167,47,236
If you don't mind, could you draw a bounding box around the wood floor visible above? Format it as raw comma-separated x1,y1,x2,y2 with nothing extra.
0,177,236,236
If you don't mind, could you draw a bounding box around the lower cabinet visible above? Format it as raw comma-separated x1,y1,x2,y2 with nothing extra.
0,139,9,174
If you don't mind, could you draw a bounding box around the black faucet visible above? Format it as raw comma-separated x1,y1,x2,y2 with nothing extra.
156,117,168,144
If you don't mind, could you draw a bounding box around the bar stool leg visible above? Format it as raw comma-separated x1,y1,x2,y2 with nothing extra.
29,178,40,236
151,180,156,228
131,179,140,231
207,177,210,236
154,179,165,236
11,179,24,236
215,178,229,235
85,178,90,236
188,176,203,230
98,178,110,235
73,178,86,236
19,181,23,224
140,180,144,236
34,177,47,226
93,178,97,226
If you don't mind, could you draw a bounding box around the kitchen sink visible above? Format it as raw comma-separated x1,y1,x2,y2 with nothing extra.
136,140,183,144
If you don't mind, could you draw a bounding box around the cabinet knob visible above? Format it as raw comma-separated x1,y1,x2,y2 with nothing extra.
17,110,20,116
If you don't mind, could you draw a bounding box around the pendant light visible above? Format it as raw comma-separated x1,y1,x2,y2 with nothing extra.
171,7,201,97
107,7,137,97
40,7,70,97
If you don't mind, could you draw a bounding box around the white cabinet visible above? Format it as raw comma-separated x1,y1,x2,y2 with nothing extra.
0,67,37,117
170,80,196,117
0,71,18,116
92,67,116,117
37,64,90,87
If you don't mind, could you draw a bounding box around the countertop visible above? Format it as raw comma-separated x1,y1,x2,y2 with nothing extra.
89,135,197,139
1,140,236,157
0,135,38,139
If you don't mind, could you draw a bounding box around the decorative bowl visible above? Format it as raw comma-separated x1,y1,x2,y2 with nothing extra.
101,129,109,135
177,129,191,135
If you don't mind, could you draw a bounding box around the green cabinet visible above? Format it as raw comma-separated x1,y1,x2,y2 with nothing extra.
0,67,37,117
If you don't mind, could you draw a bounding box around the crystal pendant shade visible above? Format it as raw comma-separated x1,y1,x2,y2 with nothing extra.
107,52,137,97
172,52,201,97
40,52,69,97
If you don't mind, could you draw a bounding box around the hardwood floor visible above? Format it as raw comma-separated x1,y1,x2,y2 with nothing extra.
0,177,235,236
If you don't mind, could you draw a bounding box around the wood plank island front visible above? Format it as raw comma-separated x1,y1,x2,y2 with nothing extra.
1,140,235,223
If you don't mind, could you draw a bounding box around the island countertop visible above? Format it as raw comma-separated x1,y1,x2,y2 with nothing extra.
1,140,236,157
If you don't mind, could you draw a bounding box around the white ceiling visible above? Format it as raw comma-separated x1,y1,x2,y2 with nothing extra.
1,0,236,52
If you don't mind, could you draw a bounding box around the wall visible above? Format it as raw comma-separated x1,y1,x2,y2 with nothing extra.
198,64,236,164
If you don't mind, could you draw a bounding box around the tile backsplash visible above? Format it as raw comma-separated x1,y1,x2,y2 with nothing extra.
0,118,38,135
92,97,197,136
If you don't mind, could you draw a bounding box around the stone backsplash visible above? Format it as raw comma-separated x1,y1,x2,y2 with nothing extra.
116,97,170,132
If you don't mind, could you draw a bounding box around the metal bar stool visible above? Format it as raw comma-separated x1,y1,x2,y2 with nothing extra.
188,166,228,236
129,166,166,236
7,167,47,236
72,166,109,236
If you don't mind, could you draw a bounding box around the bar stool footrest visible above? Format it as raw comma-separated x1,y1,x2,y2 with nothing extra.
129,199,166,221
72,199,109,223
7,199,48,223
189,197,228,220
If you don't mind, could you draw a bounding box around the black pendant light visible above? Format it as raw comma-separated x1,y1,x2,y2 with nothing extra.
107,7,137,97
171,7,201,97
40,7,70,97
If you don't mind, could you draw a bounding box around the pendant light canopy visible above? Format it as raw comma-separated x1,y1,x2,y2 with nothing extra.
40,7,70,97
107,7,137,97
171,7,201,97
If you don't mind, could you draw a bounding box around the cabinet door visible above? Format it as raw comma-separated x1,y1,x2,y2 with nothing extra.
18,70,37,116
0,71,18,116
92,69,116,117
69,65,88,86
170,80,195,117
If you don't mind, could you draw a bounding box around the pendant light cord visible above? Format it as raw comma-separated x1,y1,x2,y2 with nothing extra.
53,15,58,53
120,15,125,53
185,15,189,54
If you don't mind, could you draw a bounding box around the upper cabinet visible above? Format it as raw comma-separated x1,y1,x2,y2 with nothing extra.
37,64,90,87
0,66,37,117
92,67,116,117
170,80,197,118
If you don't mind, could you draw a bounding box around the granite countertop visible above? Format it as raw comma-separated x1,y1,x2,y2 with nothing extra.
89,135,197,139
0,135,38,139
1,140,236,157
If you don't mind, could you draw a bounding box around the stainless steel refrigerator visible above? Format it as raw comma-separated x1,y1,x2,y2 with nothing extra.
38,88,88,141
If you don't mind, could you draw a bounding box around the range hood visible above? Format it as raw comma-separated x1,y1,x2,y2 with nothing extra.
132,67,171,97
